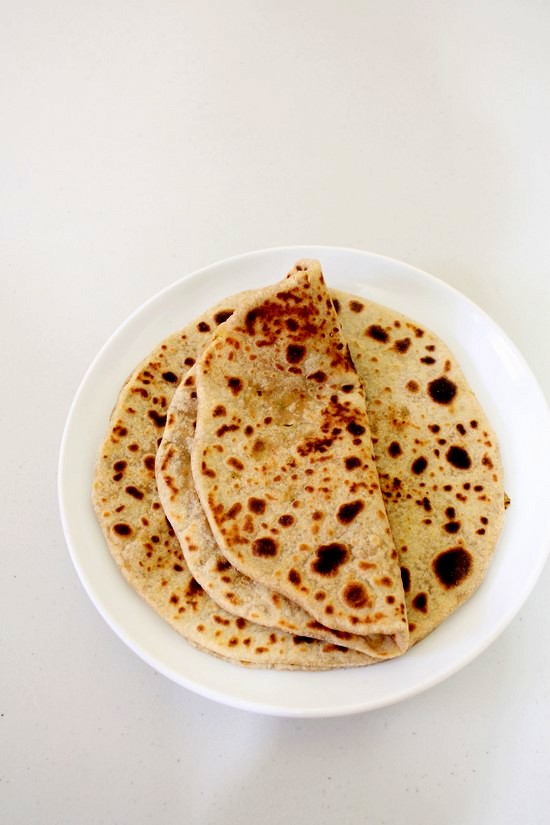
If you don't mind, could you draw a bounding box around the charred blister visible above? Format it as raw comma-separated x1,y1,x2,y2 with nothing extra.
393,337,411,353
411,456,428,475
412,592,428,613
336,500,365,524
428,376,457,404
162,371,178,383
432,547,473,588
286,344,307,364
366,324,389,343
251,537,278,558
342,582,370,608
311,544,349,576
446,446,471,469
226,376,244,395
148,410,167,428
112,523,133,537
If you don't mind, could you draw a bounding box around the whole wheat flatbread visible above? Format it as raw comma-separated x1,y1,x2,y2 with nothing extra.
93,261,506,667
157,366,396,657
191,261,409,654
332,289,505,643
159,270,505,650
92,294,372,668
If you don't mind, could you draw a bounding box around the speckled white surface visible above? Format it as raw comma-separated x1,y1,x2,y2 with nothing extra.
2,1,549,823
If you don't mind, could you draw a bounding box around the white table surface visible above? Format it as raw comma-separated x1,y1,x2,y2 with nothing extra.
2,2,549,823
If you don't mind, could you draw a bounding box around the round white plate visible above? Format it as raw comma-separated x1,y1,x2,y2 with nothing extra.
58,246,550,717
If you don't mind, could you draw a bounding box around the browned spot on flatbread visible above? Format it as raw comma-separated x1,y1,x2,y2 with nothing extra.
393,337,411,353
227,377,243,395
251,537,278,557
307,370,327,383
411,456,428,475
216,423,239,437
186,578,202,597
148,410,167,428
252,439,265,456
433,547,473,588
162,371,178,383
311,544,349,576
428,376,457,404
248,497,266,514
225,502,242,520
366,325,389,343
336,500,365,524
297,436,334,456
286,344,306,364
201,462,215,478
112,523,132,537
388,441,402,458
293,635,316,645
446,446,472,469
443,521,461,534
342,582,370,608
412,592,428,613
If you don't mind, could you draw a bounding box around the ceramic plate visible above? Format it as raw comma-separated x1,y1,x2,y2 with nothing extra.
58,246,550,717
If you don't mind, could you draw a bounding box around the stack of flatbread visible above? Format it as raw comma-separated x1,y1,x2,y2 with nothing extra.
93,260,506,669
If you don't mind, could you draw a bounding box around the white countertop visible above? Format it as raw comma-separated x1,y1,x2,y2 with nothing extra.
2,2,549,823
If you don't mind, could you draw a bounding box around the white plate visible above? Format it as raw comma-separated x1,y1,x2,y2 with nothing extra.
58,246,550,717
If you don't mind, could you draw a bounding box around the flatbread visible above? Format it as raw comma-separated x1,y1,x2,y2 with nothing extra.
191,261,409,655
92,295,371,668
157,366,391,657
93,261,506,667
332,289,506,643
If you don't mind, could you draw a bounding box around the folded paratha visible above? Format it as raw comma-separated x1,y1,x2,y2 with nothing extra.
92,294,372,668
190,261,409,655
157,366,396,657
